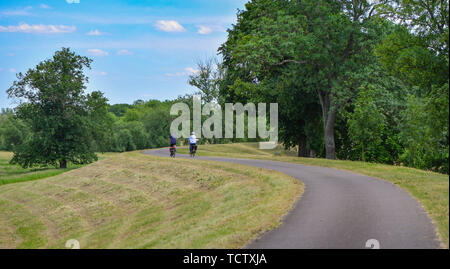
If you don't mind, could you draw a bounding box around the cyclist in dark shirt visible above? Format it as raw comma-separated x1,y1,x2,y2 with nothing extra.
169,134,177,158
169,134,177,147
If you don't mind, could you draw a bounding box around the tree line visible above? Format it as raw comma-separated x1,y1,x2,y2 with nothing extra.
0,0,448,174
210,0,448,173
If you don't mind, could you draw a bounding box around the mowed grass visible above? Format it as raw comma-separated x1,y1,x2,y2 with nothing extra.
178,143,449,248
0,152,114,186
0,151,302,249
0,152,83,186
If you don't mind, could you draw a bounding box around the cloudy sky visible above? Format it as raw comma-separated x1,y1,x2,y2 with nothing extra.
0,0,247,108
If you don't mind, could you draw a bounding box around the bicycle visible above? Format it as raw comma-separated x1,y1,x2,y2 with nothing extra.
190,144,197,157
169,146,176,158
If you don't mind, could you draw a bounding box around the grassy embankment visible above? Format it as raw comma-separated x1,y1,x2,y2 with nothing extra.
178,143,449,248
0,151,302,249
0,152,116,186
0,152,83,186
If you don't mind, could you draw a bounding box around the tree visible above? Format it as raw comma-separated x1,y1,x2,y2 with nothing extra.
110,122,136,152
425,83,449,173
0,111,29,151
347,86,386,161
124,108,141,122
188,57,223,103
108,103,133,117
376,1,449,173
86,91,113,152
141,102,173,148
6,48,109,168
375,26,448,95
380,0,448,60
219,0,387,159
398,94,428,168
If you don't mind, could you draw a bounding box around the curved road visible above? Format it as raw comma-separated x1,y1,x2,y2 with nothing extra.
144,148,441,249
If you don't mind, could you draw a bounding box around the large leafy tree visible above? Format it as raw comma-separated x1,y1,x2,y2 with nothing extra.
218,0,321,157
7,48,109,168
219,0,389,159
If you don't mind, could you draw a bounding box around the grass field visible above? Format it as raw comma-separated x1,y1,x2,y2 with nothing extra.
0,152,116,186
0,152,84,186
178,143,449,248
0,151,302,249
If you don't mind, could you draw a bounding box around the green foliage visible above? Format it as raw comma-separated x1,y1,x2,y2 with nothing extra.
110,122,137,152
0,112,29,151
6,48,109,168
108,103,133,117
380,0,448,60
141,103,173,148
216,0,448,173
102,99,175,152
124,108,141,122
375,27,448,94
348,86,386,162
219,0,392,159
375,1,449,173
398,84,449,173
0,1,447,175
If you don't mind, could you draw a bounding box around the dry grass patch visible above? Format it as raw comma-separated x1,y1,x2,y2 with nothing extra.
0,151,302,249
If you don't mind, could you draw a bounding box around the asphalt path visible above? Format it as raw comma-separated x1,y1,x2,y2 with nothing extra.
144,148,441,249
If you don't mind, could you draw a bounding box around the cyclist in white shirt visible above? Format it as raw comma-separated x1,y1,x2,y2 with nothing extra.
189,132,198,154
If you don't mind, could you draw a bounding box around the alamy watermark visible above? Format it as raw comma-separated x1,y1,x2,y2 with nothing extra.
170,95,278,149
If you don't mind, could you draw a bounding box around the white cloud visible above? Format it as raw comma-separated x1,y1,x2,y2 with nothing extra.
197,25,212,35
66,0,80,4
197,25,225,35
165,67,199,77
155,20,185,32
40,4,51,9
86,29,104,36
86,49,109,57
117,49,133,56
0,23,76,34
185,67,200,75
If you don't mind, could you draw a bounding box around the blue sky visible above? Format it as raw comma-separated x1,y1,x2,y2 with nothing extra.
0,0,247,108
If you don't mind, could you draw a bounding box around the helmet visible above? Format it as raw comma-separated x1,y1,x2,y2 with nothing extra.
191,132,195,135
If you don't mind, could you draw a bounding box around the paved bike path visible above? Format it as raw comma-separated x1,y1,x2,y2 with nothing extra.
143,148,441,249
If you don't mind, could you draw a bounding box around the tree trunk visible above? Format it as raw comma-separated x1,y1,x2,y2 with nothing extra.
324,120,336,159
362,143,365,162
318,89,336,160
298,134,308,157
60,159,67,169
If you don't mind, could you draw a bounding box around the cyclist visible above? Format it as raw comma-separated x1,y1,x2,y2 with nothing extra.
169,134,177,157
169,134,177,147
189,132,198,155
